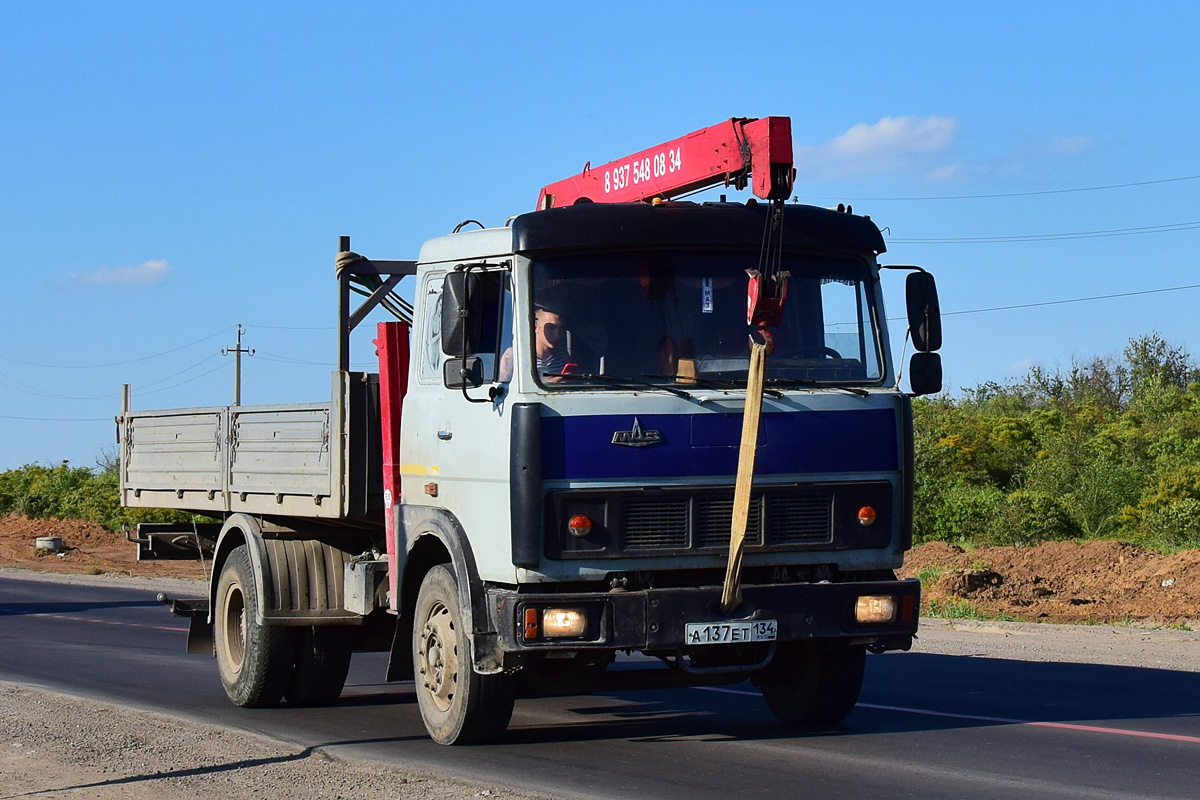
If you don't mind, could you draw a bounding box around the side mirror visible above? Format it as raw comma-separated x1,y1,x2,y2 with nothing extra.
909,352,942,396
441,272,482,356
443,356,483,389
906,272,942,352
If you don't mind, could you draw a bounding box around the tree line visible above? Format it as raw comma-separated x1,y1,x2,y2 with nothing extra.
915,332,1200,552
3,332,1200,552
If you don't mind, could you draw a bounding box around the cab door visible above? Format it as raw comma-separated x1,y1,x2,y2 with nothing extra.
400,267,515,583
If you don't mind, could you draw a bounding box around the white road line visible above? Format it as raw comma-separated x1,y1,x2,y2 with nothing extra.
694,686,1200,744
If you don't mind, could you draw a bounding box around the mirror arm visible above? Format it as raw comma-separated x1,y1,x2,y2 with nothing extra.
455,264,491,403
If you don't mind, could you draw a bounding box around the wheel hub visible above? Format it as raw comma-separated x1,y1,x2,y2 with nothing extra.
217,581,247,677
418,602,457,712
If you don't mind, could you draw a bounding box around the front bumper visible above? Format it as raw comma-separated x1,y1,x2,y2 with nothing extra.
487,578,920,654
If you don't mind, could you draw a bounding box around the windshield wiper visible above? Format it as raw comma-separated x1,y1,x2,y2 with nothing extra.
764,378,870,396
641,373,784,399
551,373,694,400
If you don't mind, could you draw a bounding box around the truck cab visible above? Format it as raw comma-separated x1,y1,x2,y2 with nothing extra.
392,200,934,740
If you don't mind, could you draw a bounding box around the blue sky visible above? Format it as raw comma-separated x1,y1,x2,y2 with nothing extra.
2,1,1198,470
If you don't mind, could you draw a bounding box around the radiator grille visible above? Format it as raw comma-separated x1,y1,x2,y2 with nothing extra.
619,493,832,551
766,495,833,544
548,483,885,560
622,498,689,550
695,497,764,548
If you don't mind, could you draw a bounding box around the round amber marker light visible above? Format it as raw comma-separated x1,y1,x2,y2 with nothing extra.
568,514,593,537
857,506,877,526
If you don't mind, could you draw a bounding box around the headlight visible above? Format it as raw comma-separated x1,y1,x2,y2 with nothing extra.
542,608,588,638
855,595,896,623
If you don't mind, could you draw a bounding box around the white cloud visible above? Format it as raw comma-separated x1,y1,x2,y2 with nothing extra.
1048,135,1091,155
797,115,959,178
831,115,958,156
1007,357,1034,374
925,162,963,182
70,259,170,287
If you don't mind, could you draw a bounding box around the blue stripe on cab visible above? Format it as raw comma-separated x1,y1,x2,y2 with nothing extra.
541,409,897,481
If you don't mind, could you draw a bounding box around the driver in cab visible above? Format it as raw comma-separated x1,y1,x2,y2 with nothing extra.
499,305,569,382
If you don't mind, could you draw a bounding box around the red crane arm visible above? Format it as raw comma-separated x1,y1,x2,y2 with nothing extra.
536,116,795,210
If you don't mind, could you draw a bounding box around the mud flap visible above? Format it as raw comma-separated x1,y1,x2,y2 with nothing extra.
157,593,213,655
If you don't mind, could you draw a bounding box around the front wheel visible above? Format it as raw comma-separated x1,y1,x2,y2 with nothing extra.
757,641,866,725
412,565,514,744
214,544,295,707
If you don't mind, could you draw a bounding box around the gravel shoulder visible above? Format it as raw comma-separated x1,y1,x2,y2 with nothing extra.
913,617,1200,673
0,680,548,800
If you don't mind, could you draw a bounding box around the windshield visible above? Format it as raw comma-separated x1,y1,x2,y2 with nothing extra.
529,251,883,388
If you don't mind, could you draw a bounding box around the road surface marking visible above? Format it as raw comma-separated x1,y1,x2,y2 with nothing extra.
695,686,1200,744
28,612,186,633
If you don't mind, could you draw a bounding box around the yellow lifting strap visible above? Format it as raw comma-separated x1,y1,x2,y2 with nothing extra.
720,339,768,613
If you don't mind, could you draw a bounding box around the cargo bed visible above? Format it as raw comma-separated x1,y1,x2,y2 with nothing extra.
119,372,383,521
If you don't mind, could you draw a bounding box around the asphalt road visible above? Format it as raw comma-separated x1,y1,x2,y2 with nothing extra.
2,572,1199,800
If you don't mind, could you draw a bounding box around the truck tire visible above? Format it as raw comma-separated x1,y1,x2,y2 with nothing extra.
412,565,515,745
214,544,295,708
284,627,353,707
758,641,866,726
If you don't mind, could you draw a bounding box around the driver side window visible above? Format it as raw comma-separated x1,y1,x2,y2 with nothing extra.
419,278,445,384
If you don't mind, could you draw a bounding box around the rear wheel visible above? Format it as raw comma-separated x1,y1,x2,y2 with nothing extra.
214,544,295,707
758,641,866,725
284,627,353,707
412,565,515,744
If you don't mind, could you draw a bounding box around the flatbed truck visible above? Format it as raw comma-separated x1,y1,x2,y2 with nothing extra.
120,116,943,744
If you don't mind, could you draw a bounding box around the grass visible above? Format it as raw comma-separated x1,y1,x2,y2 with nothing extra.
915,566,943,587
925,598,986,620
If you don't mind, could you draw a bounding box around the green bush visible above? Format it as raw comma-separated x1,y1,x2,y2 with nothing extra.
0,462,194,531
912,333,1200,552
919,483,1004,545
981,489,1075,547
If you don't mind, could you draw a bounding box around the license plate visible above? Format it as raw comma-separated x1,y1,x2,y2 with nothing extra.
685,619,778,645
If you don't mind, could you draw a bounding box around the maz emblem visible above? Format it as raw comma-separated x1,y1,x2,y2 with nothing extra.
612,418,663,448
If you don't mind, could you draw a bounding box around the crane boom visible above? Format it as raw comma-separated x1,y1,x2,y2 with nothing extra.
536,116,795,210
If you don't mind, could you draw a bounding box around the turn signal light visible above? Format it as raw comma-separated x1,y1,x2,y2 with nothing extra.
857,505,877,526
542,608,587,638
855,595,896,624
568,514,593,538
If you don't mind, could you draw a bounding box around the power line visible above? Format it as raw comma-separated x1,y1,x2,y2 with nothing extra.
0,414,110,422
247,323,334,331
0,352,227,400
0,325,236,369
812,173,1200,202
137,352,224,390
889,220,1200,244
0,372,120,401
137,360,233,396
884,282,1200,322
254,350,332,366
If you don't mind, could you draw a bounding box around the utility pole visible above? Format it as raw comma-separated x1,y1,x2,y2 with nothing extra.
221,324,254,406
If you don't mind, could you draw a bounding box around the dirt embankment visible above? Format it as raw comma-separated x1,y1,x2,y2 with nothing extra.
0,513,206,580
2,513,1197,625
899,539,1200,626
